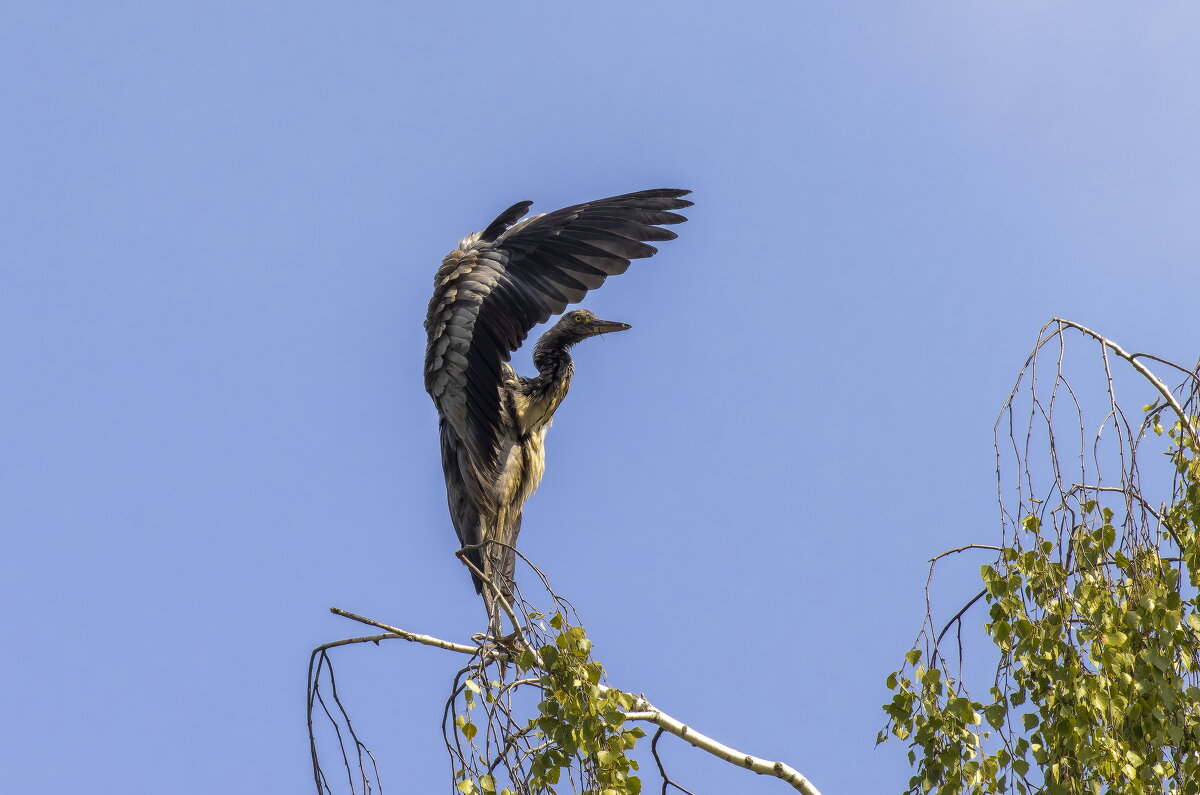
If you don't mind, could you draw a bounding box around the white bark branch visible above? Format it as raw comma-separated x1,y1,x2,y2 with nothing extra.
329,607,481,655
622,697,823,795
1051,317,1199,450
326,607,823,795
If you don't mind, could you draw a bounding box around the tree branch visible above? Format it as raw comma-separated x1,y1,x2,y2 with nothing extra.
328,607,484,656
1051,318,1199,450
928,545,1003,564
623,696,822,795
324,607,823,795
651,727,698,795
935,589,988,647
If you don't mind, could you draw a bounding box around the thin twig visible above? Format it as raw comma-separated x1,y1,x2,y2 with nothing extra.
929,545,1003,564
935,589,988,648
651,727,698,795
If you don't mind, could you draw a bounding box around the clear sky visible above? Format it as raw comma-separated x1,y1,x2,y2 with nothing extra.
4,3,1199,793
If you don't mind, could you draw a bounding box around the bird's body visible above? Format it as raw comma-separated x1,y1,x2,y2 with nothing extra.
423,189,690,629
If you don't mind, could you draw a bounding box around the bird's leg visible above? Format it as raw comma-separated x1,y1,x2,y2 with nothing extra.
485,593,505,641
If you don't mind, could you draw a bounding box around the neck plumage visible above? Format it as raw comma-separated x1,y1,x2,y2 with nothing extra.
524,328,577,408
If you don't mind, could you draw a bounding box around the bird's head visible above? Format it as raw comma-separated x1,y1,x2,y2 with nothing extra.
554,309,632,343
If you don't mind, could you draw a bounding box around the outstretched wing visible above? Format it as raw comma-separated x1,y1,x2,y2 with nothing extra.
423,188,691,484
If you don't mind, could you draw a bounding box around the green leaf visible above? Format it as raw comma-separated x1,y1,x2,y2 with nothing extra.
457,780,475,795
905,649,922,665
602,708,626,728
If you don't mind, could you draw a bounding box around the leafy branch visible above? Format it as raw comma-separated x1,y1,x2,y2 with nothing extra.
309,591,822,795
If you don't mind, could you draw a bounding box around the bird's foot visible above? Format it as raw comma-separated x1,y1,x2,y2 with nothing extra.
492,630,523,657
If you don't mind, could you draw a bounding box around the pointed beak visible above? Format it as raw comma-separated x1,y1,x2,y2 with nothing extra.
587,319,632,336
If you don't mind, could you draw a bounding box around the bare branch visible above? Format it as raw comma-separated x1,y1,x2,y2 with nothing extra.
935,589,988,648
928,545,1003,564
328,607,484,656
651,727,698,795
1051,317,1199,450
624,695,823,795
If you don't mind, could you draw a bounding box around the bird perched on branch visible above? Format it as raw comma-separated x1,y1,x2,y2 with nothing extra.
423,188,691,631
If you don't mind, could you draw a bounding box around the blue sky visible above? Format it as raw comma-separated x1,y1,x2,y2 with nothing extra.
4,3,1199,793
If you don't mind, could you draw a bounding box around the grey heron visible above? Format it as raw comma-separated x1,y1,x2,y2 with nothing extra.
423,188,691,630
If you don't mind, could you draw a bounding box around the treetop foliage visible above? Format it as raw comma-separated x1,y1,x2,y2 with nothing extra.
881,320,1200,795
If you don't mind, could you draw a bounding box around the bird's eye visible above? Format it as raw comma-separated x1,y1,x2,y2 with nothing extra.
574,314,586,323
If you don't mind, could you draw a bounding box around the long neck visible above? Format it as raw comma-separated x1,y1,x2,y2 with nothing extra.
521,327,577,415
